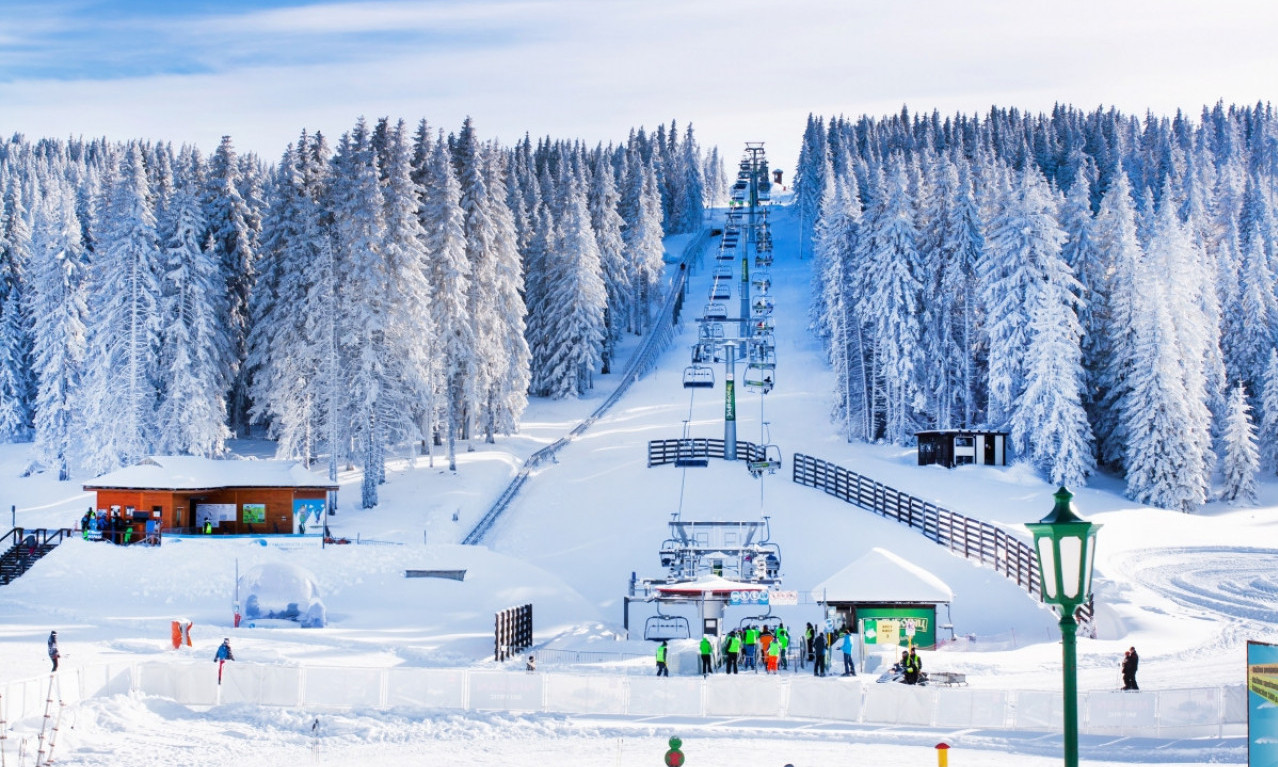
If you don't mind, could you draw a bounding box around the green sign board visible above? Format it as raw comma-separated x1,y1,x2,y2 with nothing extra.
725,379,736,421
859,606,937,649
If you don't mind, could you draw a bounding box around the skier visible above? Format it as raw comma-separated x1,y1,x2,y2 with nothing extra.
840,630,857,676
776,624,789,670
1122,647,1139,690
203,519,213,535
525,655,536,673
48,630,60,672
656,640,669,677
699,635,714,676
765,635,781,673
812,630,827,677
214,638,234,684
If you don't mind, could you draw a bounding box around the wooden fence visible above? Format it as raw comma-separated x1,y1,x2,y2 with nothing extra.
792,453,1046,602
495,603,534,662
647,438,765,467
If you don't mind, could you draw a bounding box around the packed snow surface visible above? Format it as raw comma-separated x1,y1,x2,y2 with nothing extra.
1,206,1273,766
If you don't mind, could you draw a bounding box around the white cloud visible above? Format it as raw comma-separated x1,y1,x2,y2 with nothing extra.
1,0,1275,173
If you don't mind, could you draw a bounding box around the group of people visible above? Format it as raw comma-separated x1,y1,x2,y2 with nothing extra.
79,509,162,545
893,647,924,684
657,622,862,678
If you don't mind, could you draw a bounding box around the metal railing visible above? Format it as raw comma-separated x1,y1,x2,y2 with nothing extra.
462,230,711,545
646,438,766,467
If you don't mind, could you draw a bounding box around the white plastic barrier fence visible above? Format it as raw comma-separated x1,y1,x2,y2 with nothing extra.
0,663,1248,740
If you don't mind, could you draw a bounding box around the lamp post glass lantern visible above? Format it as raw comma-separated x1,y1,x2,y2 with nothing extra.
1027,486,1100,767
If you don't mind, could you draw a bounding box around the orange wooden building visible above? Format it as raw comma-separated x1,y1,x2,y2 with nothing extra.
83,456,339,535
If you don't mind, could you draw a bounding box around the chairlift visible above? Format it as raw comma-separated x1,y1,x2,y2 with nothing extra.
752,297,774,316
751,271,771,292
714,267,733,280
682,365,715,389
749,343,776,366
747,444,783,477
704,303,728,321
699,322,724,341
755,253,773,268
711,285,731,301
752,318,774,335
743,362,775,394
644,613,692,641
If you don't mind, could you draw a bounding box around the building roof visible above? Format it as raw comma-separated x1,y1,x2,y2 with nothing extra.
812,547,953,604
83,456,339,491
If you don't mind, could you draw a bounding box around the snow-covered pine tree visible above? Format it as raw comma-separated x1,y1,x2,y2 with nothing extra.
0,179,34,441
1008,211,1095,487
979,163,1066,433
540,161,607,398
1221,381,1259,505
675,123,704,233
479,145,531,439
1259,350,1278,474
203,136,257,437
621,149,665,335
329,121,390,508
27,176,88,479
378,119,436,462
81,142,165,473
420,131,473,471
154,149,231,458
588,148,629,374
858,154,924,444
247,136,325,463
1087,169,1144,469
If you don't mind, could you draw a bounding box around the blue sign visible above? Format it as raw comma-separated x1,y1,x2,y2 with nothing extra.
729,589,769,606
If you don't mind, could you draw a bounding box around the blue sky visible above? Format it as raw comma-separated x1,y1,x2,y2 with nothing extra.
2,0,1275,173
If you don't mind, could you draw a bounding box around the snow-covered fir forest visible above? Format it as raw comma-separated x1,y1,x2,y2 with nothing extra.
797,102,1278,511
0,117,723,507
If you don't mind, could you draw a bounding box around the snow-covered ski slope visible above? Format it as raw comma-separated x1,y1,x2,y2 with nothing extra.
2,203,1276,766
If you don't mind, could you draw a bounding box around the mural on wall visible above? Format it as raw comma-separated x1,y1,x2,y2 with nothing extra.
242,503,267,524
293,499,325,534
195,503,236,529
1248,640,1278,767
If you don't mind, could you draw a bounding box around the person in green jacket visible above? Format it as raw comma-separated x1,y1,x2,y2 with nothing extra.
725,631,742,674
766,636,781,673
744,625,759,671
699,635,714,676
776,624,790,670
656,640,669,677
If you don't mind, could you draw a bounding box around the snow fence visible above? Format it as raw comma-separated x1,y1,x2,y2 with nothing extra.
1,662,1246,739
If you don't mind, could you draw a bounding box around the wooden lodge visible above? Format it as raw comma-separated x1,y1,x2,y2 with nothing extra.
83,456,338,536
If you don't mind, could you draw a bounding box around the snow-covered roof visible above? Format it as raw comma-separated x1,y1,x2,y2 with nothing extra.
654,575,769,595
811,547,953,604
83,456,339,491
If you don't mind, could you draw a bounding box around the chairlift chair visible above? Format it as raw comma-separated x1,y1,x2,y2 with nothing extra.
755,253,773,268
747,444,783,477
673,438,710,468
682,365,715,389
743,362,775,394
752,318,775,335
752,297,774,316
704,303,728,321
699,322,725,342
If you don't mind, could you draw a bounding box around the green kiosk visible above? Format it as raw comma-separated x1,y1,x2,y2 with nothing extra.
812,547,954,650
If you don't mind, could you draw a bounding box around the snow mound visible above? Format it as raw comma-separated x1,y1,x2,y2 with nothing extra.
239,562,326,628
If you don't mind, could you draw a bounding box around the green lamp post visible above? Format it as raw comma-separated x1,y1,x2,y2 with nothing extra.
1027,486,1100,767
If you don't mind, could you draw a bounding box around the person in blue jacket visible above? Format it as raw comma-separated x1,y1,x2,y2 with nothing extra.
840,630,857,676
214,638,235,662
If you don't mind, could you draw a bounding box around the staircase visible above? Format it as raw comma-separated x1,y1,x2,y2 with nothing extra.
0,527,73,585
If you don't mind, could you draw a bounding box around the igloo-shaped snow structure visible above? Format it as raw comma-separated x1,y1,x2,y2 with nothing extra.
239,562,327,628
